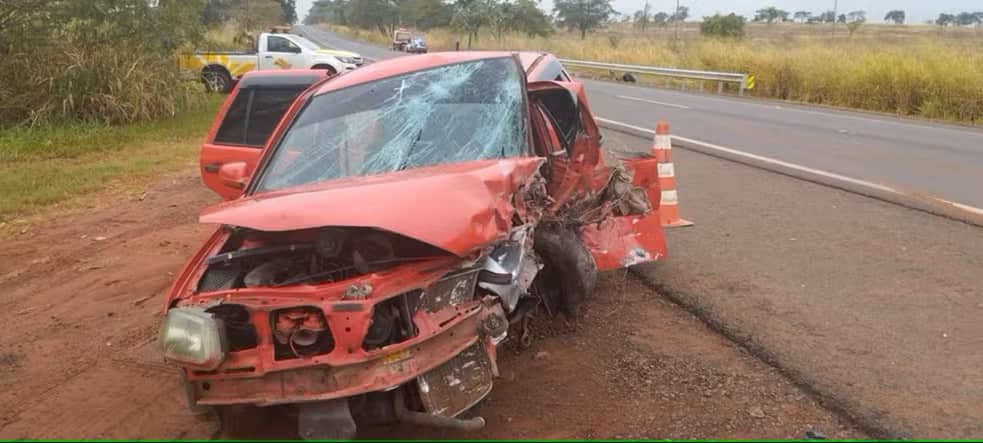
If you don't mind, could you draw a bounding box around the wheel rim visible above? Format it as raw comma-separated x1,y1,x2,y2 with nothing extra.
203,72,227,92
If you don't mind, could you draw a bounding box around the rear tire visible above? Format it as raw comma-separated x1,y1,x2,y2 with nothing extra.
202,67,233,93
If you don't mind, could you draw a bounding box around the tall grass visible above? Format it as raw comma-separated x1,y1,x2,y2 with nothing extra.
328,24,983,124
200,21,261,51
0,44,205,128
0,1,207,127
0,96,224,219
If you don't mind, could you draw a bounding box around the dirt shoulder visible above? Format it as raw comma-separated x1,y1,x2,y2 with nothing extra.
0,168,219,438
601,130,983,438
0,165,859,438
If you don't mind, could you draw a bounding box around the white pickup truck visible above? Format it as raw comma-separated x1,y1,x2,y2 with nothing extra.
178,32,363,92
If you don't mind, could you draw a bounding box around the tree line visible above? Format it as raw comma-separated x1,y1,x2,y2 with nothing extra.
306,0,615,41
307,0,983,45
933,12,983,27
707,7,982,27
630,2,689,31
641,6,983,38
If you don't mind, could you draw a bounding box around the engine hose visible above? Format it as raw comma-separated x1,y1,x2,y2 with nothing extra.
393,389,486,431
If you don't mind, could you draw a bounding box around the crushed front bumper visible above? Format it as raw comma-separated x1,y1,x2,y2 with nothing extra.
189,304,494,407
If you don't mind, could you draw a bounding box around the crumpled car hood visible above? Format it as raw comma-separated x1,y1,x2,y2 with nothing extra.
200,158,544,257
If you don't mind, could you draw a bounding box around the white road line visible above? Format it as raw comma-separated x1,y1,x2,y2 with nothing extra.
595,116,983,216
617,95,691,110
940,199,983,216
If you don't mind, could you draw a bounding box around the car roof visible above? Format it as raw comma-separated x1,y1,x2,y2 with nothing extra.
517,52,547,71
313,51,555,95
238,69,329,89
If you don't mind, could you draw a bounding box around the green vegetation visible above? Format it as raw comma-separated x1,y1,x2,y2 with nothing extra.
754,7,789,24
553,0,616,39
0,97,223,219
883,10,905,25
0,0,209,127
0,0,301,218
701,14,746,39
0,0,298,127
202,0,300,49
305,0,553,45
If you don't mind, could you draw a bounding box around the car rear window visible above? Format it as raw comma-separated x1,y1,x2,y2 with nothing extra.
214,87,306,147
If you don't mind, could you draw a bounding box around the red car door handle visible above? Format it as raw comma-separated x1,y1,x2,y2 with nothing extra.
204,163,221,173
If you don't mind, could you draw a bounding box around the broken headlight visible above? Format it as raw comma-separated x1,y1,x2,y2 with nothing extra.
420,269,481,313
159,307,228,370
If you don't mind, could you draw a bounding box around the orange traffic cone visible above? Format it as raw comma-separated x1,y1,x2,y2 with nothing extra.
651,121,693,228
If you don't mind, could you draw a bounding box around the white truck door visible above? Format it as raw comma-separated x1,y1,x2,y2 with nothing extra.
259,34,306,70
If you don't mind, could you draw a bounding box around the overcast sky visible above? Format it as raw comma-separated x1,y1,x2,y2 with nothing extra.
295,0,981,25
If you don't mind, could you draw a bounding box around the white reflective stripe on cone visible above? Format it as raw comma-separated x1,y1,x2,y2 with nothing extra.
658,163,675,178
654,135,672,149
661,189,678,204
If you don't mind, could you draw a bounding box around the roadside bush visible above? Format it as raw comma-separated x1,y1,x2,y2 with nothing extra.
0,0,207,127
701,14,746,39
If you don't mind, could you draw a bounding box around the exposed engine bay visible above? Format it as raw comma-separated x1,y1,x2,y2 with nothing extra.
197,226,450,292
171,222,558,437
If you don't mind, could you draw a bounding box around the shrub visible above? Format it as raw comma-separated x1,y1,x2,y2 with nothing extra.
0,0,207,127
701,14,747,39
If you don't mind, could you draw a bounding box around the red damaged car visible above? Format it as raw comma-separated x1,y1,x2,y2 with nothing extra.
161,52,669,439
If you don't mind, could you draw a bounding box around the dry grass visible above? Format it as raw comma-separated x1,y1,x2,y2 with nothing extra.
200,21,263,51
328,23,983,124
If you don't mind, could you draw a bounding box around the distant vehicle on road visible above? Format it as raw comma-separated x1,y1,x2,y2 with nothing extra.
392,28,411,51
406,36,427,53
178,32,363,93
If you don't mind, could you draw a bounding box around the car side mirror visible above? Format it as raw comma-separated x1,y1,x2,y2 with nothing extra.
290,45,302,54
218,161,250,191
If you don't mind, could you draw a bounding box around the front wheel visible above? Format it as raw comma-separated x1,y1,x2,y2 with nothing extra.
531,227,598,320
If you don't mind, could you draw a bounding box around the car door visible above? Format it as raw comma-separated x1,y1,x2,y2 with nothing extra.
260,35,306,70
200,84,311,200
528,81,667,271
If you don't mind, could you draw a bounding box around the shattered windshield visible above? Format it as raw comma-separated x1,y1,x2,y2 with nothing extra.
253,57,527,193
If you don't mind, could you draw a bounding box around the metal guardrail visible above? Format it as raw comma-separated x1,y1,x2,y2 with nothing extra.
558,59,750,96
